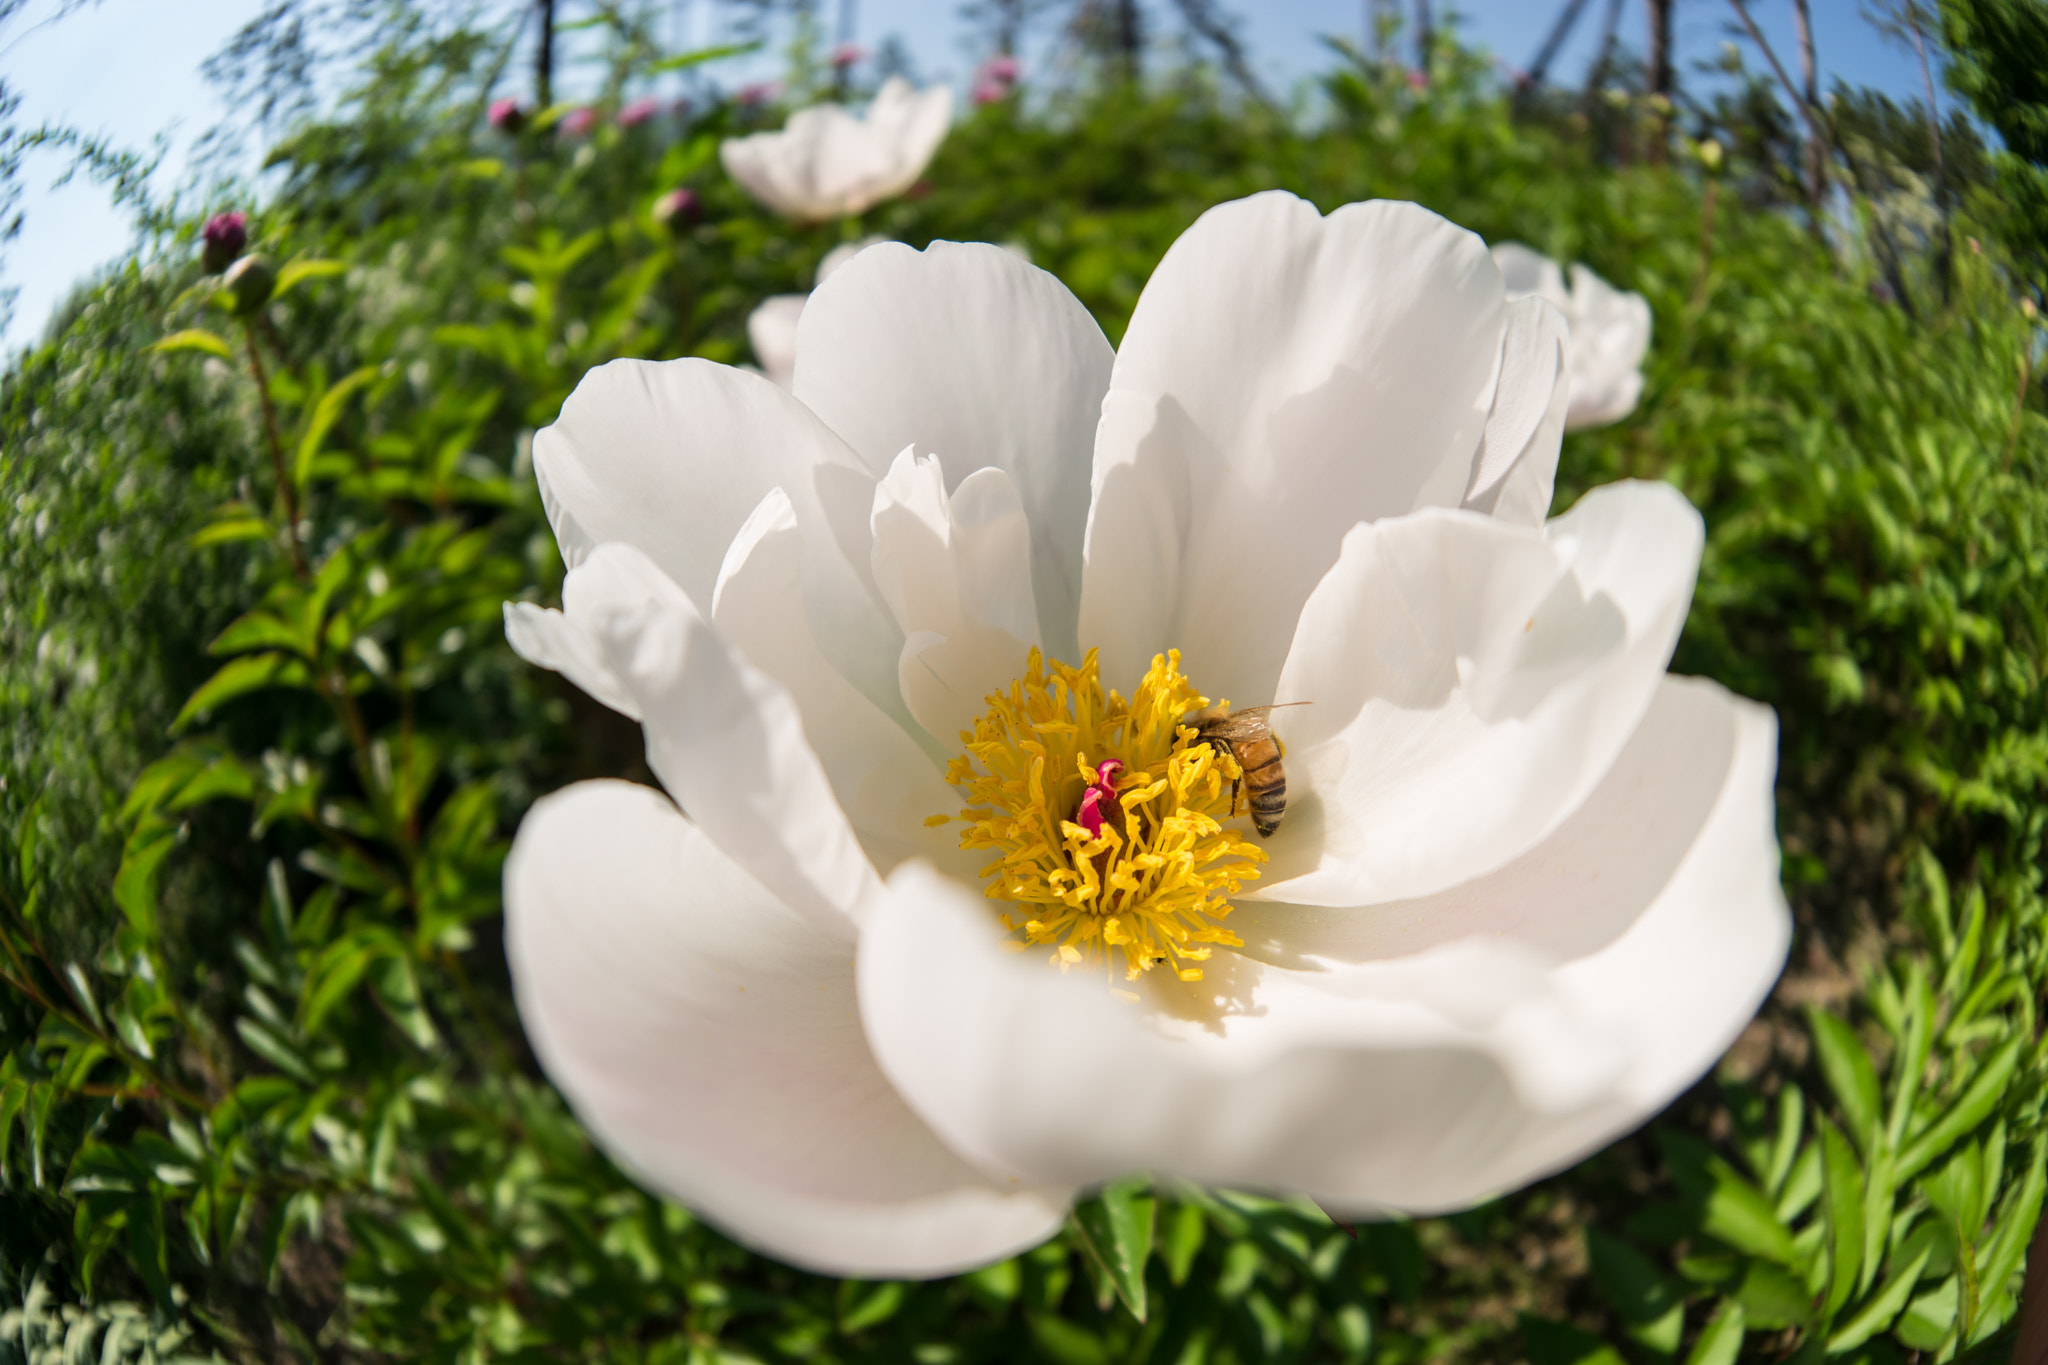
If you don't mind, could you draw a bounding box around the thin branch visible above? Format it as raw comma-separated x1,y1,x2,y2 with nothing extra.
1170,0,1273,108
1525,0,1594,92
243,324,309,579
1727,0,1832,212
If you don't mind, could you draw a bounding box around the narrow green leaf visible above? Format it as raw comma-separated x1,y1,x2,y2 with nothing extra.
148,328,234,359
273,258,346,298
210,609,308,658
1827,1242,1933,1352
1818,1115,1864,1320
1161,1203,1205,1286
647,39,762,71
191,517,273,548
1070,1176,1156,1322
1897,1037,2023,1182
1702,1158,1799,1266
293,364,379,487
1521,1316,1629,1365
1681,1300,1745,1365
112,818,179,936
1885,964,1936,1149
171,652,313,732
1587,1228,1685,1352
1808,1008,1882,1151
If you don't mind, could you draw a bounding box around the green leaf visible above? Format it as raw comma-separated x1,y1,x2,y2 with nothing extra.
1681,1300,1745,1365
171,652,313,731
1896,1037,2024,1182
1161,1202,1205,1286
838,1281,906,1335
1521,1316,1629,1365
191,516,274,548
1827,1241,1933,1352
647,39,762,71
1808,1008,1883,1151
148,328,234,359
293,364,379,487
1587,1228,1685,1353
1070,1176,1156,1322
1819,1115,1866,1320
1702,1158,1800,1266
1733,1259,1813,1329
211,609,310,658
112,817,179,936
273,257,346,298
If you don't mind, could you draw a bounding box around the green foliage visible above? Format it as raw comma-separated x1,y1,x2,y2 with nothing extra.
1,8,2046,1362
1940,0,2048,275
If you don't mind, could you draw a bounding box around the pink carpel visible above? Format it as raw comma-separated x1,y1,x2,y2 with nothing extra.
1076,759,1124,839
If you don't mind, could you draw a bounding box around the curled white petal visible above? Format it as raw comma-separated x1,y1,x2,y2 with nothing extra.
506,779,1071,1277
857,676,1787,1210
1081,192,1509,705
1492,242,1652,431
796,240,1113,659
1260,481,1702,907
870,450,1040,743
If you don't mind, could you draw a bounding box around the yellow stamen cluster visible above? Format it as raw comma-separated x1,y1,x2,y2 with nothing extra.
940,648,1264,981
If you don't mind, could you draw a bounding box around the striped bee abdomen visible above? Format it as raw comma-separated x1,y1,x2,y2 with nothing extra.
1235,735,1287,837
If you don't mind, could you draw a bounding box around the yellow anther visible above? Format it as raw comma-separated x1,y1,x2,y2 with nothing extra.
942,648,1261,982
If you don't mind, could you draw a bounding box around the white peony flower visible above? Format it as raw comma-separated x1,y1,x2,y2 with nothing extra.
503,191,1790,1279
1492,242,1654,431
747,240,877,389
721,77,953,222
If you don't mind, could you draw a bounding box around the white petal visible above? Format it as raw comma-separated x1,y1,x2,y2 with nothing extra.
1561,264,1653,431
795,240,1113,659
719,82,952,221
1229,676,1790,1208
712,487,963,876
1491,242,1567,304
860,862,1624,1195
857,676,1785,1211
1081,193,1508,705
747,294,807,390
869,449,1040,743
1461,295,1570,525
566,543,881,933
532,357,902,714
1258,481,1702,906
503,601,641,720
507,780,1070,1277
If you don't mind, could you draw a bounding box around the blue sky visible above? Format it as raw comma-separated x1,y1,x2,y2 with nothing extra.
1,0,1940,353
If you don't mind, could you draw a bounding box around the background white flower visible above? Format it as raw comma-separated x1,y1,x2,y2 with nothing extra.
746,239,876,389
1492,241,1654,431
721,77,953,221
503,192,1789,1279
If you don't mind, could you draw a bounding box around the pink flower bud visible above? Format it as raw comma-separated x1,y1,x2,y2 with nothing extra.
979,54,1021,84
830,43,864,68
652,187,702,233
560,106,598,137
735,81,779,107
618,97,661,128
1407,68,1429,91
200,211,248,275
488,97,526,133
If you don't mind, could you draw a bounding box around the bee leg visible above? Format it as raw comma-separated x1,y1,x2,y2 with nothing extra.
1230,776,1243,817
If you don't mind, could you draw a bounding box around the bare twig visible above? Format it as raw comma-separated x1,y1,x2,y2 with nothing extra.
1791,0,1828,208
1524,0,1594,94
1727,0,1832,218
1170,0,1274,108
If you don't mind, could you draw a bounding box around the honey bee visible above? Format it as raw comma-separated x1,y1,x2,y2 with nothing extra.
1186,702,1309,838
